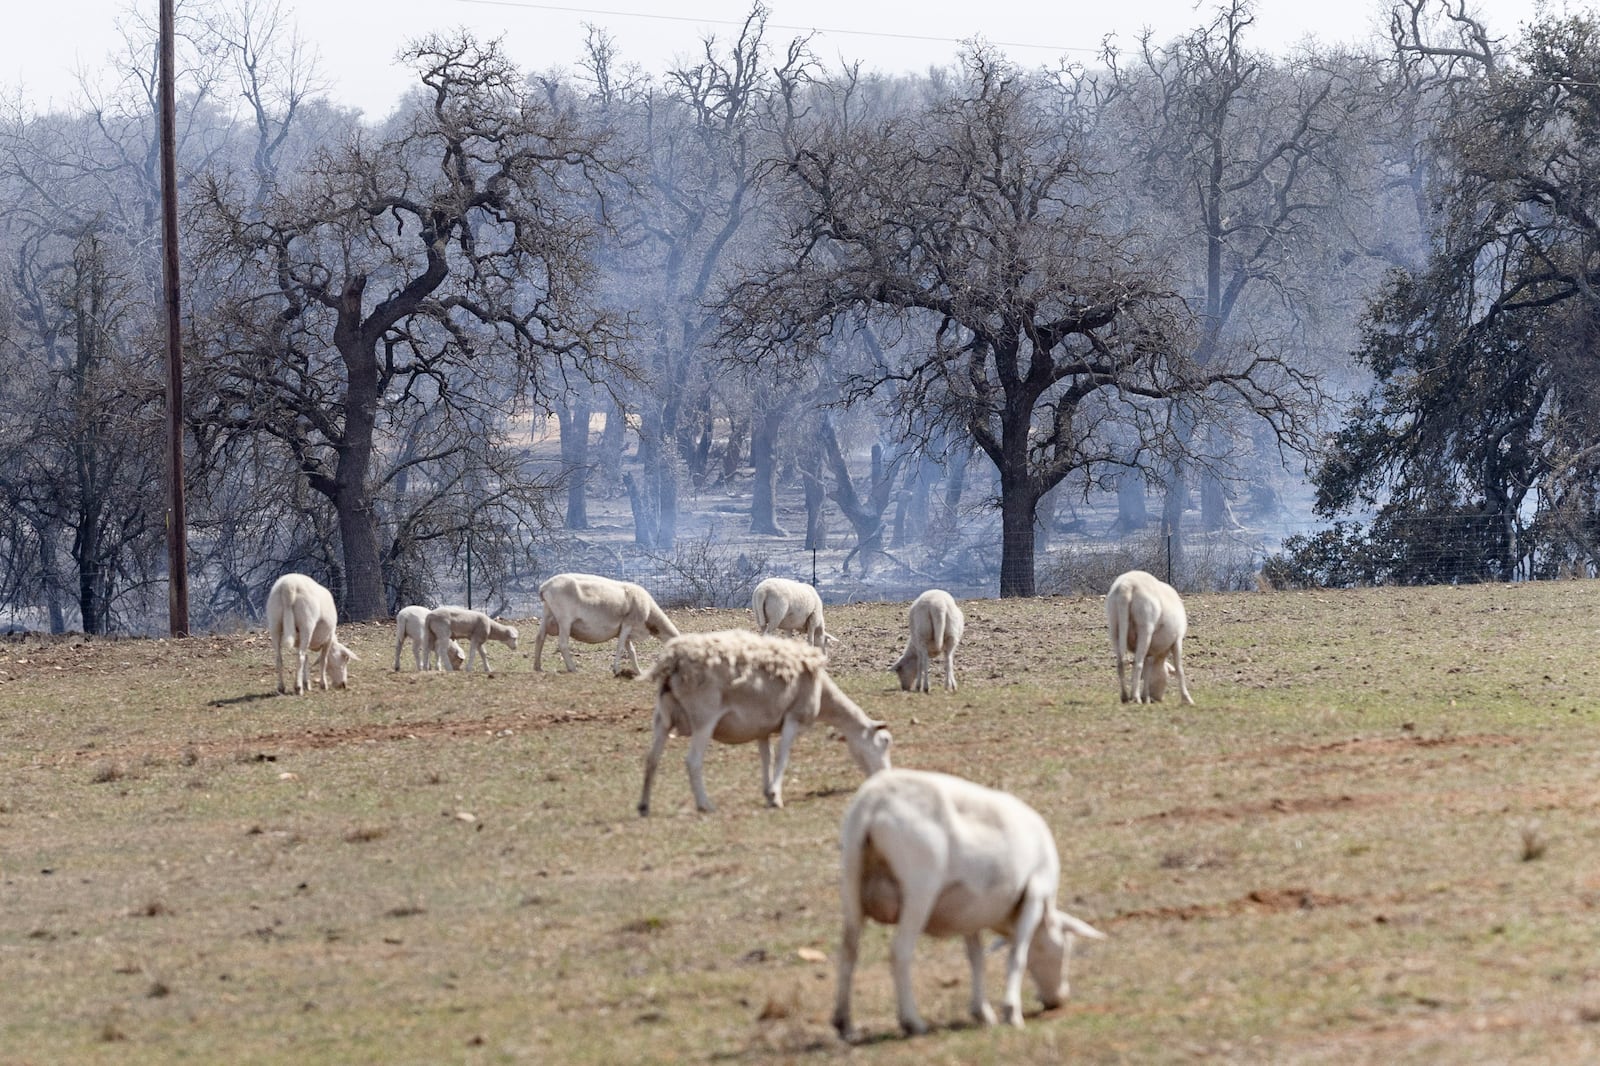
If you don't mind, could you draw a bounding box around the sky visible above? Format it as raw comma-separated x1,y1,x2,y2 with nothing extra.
2,0,1551,119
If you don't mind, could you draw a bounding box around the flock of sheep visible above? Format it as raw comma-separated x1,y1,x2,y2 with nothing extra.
261,565,1194,1039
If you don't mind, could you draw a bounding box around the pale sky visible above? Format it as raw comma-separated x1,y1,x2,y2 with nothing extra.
3,0,1552,119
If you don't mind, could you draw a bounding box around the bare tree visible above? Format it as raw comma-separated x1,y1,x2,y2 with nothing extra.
726,49,1318,596
191,33,624,620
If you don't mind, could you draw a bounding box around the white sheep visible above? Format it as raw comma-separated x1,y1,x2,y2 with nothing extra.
637,629,892,816
532,572,679,677
891,589,963,692
1105,569,1194,705
392,605,466,672
751,576,837,652
424,606,519,673
265,573,358,696
832,768,1106,1039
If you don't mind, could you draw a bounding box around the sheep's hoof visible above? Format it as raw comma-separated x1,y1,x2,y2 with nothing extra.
637,803,650,817
1000,1003,1024,1028
899,1015,929,1037
974,1002,998,1027
831,1015,856,1042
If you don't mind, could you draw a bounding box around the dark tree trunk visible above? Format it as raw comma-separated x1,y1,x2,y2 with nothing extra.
39,534,67,634
329,310,386,622
1117,467,1149,532
722,415,747,485
597,395,627,485
998,468,1039,598
748,406,787,536
1161,458,1187,587
623,472,654,548
801,431,828,551
558,396,592,530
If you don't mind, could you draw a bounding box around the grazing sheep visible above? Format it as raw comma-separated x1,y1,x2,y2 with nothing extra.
423,606,519,673
638,629,892,816
891,589,963,692
533,572,679,677
265,573,358,696
751,576,836,651
1105,569,1194,705
832,768,1106,1039
392,605,466,672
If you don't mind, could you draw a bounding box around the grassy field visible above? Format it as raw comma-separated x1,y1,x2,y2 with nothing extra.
4,582,1600,1064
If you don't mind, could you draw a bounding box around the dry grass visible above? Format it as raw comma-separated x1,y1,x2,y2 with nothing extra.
4,583,1600,1063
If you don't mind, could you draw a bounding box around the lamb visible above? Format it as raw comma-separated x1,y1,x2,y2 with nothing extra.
532,572,679,677
424,606,519,673
638,629,892,816
751,576,836,652
891,589,963,692
1105,569,1194,705
392,605,466,672
831,768,1106,1039
265,573,358,696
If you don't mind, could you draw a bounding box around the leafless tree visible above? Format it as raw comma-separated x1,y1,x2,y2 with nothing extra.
725,48,1319,596
190,32,625,620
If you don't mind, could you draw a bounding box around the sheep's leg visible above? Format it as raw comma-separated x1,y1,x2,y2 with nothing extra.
999,892,1047,1027
917,648,930,693
1130,629,1154,704
890,889,936,1036
1172,639,1195,705
393,632,405,673
765,717,805,809
274,636,287,695
832,901,863,1040
965,932,998,1026
315,644,330,691
638,694,674,817
683,714,722,813
472,637,489,673
944,649,957,692
557,620,578,672
295,647,310,696
757,737,773,804
532,616,549,671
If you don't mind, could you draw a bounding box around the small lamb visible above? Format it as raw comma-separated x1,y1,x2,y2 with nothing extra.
832,768,1106,1039
638,629,892,816
1105,569,1194,704
392,605,466,672
424,606,519,673
891,589,963,692
751,576,836,651
533,572,679,677
265,573,358,695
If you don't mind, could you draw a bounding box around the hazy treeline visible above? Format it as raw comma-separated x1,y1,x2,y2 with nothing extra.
0,0,1578,632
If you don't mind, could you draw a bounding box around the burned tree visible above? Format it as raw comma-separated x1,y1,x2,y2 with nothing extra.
727,50,1316,596
192,34,622,620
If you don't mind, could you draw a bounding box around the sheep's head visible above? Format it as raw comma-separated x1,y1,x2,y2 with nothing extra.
846,722,892,776
890,651,919,691
446,641,467,670
327,642,358,690
1142,655,1176,702
502,624,520,651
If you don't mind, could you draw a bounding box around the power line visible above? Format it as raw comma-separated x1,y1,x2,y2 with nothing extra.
454,0,1094,54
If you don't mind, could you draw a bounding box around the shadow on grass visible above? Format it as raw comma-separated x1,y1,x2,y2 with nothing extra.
208,691,280,707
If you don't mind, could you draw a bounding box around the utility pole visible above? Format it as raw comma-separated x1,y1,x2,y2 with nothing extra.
159,0,190,636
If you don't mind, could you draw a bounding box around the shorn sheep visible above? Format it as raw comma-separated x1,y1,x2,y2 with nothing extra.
424,606,519,672
751,576,836,651
532,572,679,677
638,629,892,816
832,768,1106,1039
1105,569,1194,705
265,573,358,696
891,589,963,692
392,605,466,672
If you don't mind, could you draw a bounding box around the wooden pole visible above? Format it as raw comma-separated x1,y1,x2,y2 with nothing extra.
159,0,190,636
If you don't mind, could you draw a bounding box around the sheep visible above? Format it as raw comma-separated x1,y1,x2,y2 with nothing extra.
831,768,1106,1039
423,606,519,673
751,575,839,652
637,629,892,816
265,573,358,696
891,589,963,692
532,572,679,677
1105,569,1194,705
392,605,466,672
